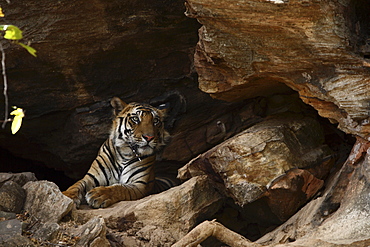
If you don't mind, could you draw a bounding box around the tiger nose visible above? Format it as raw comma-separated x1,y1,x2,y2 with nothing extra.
143,134,154,142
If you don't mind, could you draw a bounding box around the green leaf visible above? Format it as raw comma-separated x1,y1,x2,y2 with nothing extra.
0,25,23,40
18,42,37,57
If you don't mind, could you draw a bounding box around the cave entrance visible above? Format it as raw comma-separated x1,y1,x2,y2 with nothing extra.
193,88,356,245
0,88,356,245
0,148,74,191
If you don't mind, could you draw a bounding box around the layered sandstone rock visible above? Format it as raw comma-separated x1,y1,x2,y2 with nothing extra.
179,114,334,220
257,137,370,247
185,0,370,139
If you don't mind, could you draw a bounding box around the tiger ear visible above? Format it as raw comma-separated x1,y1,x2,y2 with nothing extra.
156,103,168,117
111,97,127,115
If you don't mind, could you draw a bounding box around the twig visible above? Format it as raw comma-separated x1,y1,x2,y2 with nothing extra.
0,41,9,129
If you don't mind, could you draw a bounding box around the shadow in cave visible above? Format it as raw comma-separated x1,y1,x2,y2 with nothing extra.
0,148,74,191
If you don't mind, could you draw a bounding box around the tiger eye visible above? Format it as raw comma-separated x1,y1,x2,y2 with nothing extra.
131,116,140,123
153,117,161,125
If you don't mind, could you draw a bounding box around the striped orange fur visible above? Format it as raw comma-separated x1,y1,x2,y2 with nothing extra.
63,97,175,208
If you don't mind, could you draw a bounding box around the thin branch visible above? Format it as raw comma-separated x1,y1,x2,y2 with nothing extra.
0,41,9,129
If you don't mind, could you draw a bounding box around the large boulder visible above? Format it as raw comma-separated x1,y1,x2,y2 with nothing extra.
179,114,333,209
74,175,225,246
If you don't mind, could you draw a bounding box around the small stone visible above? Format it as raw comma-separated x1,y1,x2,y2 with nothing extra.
0,181,26,213
136,225,175,247
32,222,60,241
0,219,22,243
0,234,35,247
75,216,110,247
0,210,16,220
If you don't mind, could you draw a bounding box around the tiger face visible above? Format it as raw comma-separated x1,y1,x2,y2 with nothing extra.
110,97,169,159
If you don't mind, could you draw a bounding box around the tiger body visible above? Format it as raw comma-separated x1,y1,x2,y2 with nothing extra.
63,97,172,208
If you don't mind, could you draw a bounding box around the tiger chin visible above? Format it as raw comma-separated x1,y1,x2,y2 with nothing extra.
62,97,174,208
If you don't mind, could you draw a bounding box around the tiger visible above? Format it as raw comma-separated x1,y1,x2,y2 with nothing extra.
62,97,175,208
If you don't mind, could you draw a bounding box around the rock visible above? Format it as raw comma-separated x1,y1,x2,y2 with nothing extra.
74,175,225,244
179,114,333,206
0,219,23,243
0,172,37,187
21,181,74,243
265,168,325,221
23,181,73,224
257,138,370,246
0,234,36,247
305,164,370,244
136,225,176,247
185,0,370,140
31,222,60,241
161,98,264,164
75,216,110,247
0,181,26,213
0,211,17,220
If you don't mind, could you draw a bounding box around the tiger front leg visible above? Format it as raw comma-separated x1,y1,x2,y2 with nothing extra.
62,180,86,208
86,183,152,208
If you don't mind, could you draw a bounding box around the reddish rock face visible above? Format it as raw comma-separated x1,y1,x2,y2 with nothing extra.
265,168,325,221
186,0,370,139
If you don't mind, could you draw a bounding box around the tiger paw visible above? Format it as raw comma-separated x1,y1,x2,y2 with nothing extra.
86,186,115,208
62,190,82,208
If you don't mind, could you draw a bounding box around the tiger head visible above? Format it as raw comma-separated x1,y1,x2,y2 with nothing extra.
110,97,170,158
